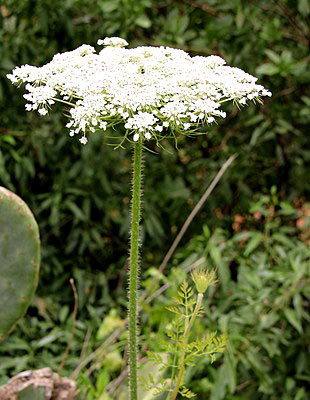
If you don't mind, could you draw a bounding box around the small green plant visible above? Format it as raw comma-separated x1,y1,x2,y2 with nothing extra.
166,195,310,399
141,269,227,399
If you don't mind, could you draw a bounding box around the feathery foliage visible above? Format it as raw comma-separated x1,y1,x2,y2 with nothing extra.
142,273,227,399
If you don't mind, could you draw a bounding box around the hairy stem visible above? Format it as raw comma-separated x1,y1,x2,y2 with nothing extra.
170,293,203,400
128,141,143,400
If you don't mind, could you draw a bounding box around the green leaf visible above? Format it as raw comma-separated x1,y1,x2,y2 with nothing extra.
34,330,63,348
244,232,263,256
179,385,196,398
1,135,16,145
293,294,303,320
284,309,303,334
66,201,85,221
209,244,230,291
203,224,211,239
59,305,69,323
136,15,152,29
272,233,295,248
259,313,279,330
96,369,110,394
298,0,310,15
210,363,227,400
294,387,306,400
256,63,279,76
265,49,281,64
224,354,236,393
100,1,119,12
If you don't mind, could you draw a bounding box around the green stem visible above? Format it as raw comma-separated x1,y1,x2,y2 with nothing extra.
167,331,180,400
128,141,143,400
170,293,203,400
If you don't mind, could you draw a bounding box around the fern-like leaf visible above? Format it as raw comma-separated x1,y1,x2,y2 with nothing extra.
179,385,196,398
166,305,183,315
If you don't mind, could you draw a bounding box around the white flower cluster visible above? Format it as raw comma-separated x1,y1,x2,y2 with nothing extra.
7,38,271,145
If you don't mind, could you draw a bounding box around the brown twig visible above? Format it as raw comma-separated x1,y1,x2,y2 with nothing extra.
107,365,129,395
158,153,238,275
58,278,78,373
251,0,310,45
180,0,219,16
77,327,93,372
70,327,123,379
106,356,147,396
282,32,309,47
273,0,309,37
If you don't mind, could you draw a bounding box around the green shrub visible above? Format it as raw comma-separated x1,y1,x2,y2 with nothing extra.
151,194,310,399
0,1,309,398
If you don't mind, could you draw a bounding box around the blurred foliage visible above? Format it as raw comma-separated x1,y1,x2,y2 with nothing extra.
0,0,309,398
142,194,310,399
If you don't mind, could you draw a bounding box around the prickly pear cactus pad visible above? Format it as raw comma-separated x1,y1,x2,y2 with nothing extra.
0,187,40,341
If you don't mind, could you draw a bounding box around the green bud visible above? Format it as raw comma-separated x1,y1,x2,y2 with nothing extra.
191,268,217,294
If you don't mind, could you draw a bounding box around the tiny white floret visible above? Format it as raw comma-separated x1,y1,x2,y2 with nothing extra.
79,136,88,144
98,37,128,47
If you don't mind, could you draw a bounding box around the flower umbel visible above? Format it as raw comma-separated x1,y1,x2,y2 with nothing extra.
191,268,217,294
7,37,271,145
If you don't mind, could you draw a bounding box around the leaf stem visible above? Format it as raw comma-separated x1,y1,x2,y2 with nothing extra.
170,292,203,400
167,329,180,400
128,141,143,400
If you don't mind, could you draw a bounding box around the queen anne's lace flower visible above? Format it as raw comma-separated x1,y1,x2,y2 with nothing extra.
7,37,271,145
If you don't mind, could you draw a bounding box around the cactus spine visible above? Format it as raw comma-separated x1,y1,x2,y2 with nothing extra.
0,187,40,341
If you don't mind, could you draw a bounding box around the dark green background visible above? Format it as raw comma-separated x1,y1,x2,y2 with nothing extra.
0,1,309,399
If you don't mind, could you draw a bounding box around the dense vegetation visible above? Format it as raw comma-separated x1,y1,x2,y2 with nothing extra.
0,0,309,399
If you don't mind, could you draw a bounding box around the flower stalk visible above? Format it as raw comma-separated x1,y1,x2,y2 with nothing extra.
128,141,143,400
170,292,203,400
